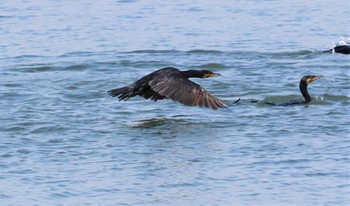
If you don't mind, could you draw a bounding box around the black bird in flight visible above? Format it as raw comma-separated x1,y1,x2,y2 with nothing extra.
108,67,228,109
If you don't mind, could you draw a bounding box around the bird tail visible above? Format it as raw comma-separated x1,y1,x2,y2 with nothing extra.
108,86,133,101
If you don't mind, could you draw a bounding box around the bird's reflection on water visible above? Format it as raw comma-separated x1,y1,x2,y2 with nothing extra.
129,116,213,138
133,118,177,129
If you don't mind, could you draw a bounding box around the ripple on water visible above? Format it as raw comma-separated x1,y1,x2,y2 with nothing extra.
194,63,230,69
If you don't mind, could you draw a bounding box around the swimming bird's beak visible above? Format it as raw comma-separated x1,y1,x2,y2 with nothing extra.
307,75,324,84
205,72,221,78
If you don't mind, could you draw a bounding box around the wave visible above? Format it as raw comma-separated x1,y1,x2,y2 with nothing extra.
193,63,230,69
122,49,181,54
0,15,13,18
3,47,342,75
8,64,91,73
10,65,56,73
121,49,322,59
186,49,225,54
59,51,96,57
4,48,329,61
6,54,50,59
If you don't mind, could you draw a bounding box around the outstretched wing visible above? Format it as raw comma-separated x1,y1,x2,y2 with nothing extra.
138,87,166,101
149,74,227,109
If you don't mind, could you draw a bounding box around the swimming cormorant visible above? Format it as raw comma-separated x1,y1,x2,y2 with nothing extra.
324,37,350,54
266,75,323,106
324,45,350,54
332,45,350,54
108,67,227,109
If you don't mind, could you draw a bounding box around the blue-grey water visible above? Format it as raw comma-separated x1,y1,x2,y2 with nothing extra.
1,1,349,205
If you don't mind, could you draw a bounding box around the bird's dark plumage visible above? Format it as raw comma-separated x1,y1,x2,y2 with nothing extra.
266,75,323,106
324,45,350,54
108,67,227,109
333,45,350,54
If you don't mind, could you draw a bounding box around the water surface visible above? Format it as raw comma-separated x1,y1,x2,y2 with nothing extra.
1,0,349,205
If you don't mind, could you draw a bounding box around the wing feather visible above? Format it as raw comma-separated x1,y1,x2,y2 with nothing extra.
149,74,226,109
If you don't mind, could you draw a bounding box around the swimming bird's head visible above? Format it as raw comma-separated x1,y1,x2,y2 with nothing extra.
302,75,324,85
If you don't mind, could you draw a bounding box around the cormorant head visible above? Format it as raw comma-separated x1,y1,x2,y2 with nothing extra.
299,75,323,103
302,75,324,85
202,70,221,78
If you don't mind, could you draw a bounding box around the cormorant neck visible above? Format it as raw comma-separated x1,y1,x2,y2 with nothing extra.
299,80,311,102
180,70,204,78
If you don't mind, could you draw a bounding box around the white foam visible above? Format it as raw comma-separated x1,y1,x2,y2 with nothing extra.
335,36,350,46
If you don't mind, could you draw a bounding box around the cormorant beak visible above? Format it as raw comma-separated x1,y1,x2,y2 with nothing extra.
204,72,221,78
307,75,324,84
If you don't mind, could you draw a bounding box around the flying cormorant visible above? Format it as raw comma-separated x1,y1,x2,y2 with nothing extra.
108,67,228,109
